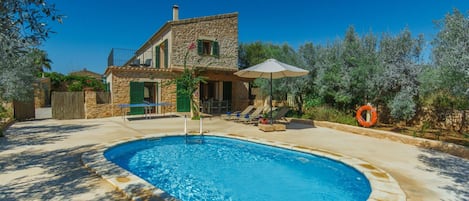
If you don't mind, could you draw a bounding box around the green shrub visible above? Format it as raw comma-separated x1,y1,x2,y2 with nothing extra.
420,121,431,135
304,97,323,108
305,106,358,126
0,104,8,119
42,72,105,92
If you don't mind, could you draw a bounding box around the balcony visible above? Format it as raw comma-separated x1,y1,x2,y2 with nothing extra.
107,48,154,67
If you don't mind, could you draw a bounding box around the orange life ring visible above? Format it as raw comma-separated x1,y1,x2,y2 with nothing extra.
356,105,378,127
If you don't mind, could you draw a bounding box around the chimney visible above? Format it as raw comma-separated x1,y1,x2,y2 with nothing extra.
172,5,179,21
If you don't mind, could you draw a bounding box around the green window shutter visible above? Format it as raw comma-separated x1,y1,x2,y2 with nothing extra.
164,39,169,68
212,41,219,57
176,82,191,112
129,82,144,115
155,45,160,68
106,83,110,92
197,39,203,55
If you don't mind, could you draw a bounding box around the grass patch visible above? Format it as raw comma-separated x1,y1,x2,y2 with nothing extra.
304,106,357,126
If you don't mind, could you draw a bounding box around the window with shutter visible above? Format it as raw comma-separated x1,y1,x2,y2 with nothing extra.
212,41,219,57
164,39,168,68
197,40,203,55
197,39,219,57
155,45,160,68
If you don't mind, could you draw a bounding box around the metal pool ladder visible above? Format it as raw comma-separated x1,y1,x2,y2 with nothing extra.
184,115,205,144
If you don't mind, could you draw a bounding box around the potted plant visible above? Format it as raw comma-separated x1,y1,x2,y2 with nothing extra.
259,113,269,124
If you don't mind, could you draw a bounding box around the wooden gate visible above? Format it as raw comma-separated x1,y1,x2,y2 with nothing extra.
52,92,85,119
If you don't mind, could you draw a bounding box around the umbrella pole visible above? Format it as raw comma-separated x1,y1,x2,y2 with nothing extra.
270,73,273,125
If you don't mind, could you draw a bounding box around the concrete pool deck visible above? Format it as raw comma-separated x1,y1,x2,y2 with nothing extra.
0,115,468,200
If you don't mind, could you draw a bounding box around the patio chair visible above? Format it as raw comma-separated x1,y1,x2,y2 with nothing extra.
221,105,254,120
238,106,265,124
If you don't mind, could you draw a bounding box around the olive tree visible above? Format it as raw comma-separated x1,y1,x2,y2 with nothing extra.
0,0,62,102
429,9,469,132
432,8,469,108
376,29,424,122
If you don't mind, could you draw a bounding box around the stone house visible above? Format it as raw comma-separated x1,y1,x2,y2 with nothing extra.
103,6,249,117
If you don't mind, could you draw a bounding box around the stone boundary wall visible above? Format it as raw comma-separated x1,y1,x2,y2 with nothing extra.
410,107,469,132
33,78,51,108
84,91,113,119
289,118,469,160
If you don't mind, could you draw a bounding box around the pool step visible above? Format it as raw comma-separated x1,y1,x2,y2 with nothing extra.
185,135,205,144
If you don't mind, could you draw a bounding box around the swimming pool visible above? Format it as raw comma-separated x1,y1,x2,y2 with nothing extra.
104,136,371,201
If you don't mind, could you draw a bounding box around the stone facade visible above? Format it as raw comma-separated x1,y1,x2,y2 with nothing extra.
171,13,238,69
99,11,249,118
108,67,176,116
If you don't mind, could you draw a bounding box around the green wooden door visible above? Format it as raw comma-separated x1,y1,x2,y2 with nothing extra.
176,82,190,112
129,82,144,115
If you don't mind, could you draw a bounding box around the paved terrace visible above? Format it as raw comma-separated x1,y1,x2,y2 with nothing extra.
0,115,468,201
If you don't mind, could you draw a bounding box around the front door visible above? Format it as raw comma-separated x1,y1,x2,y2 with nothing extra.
176,82,190,112
129,82,144,115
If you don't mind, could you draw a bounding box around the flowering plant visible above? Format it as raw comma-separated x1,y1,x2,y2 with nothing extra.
173,42,207,118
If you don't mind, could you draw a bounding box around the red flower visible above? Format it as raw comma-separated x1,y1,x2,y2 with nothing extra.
188,42,196,50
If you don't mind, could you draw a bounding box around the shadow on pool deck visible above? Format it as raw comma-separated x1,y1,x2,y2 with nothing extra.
0,145,126,201
418,148,469,200
0,123,100,151
0,121,126,200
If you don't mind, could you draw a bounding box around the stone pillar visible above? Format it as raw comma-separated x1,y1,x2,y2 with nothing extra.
84,91,96,119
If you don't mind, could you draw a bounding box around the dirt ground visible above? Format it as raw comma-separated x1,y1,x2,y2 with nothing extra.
375,124,469,147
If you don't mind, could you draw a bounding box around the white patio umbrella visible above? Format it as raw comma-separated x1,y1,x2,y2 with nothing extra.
234,58,309,124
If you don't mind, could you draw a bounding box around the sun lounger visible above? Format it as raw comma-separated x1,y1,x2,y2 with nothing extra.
272,107,290,123
222,105,254,120
239,106,265,124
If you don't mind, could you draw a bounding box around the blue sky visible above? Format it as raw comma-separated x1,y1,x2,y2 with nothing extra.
43,0,469,74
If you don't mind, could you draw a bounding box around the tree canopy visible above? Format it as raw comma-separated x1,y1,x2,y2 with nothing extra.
0,0,62,101
238,8,469,124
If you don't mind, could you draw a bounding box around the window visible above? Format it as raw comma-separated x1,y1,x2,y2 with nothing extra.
197,39,219,57
202,41,211,55
155,39,168,68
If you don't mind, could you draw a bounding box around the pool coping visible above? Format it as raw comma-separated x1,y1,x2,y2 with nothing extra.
81,132,406,201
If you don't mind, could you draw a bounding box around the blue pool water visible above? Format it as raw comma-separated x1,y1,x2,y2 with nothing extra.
104,136,371,201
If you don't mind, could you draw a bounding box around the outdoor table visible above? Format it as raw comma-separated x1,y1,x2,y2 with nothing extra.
118,102,171,120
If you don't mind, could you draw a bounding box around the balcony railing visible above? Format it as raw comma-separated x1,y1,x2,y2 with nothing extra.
107,48,136,67
108,48,155,67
